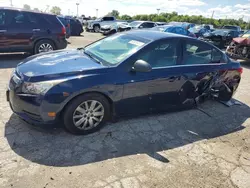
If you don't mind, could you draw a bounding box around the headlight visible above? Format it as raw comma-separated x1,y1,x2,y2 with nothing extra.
22,79,65,95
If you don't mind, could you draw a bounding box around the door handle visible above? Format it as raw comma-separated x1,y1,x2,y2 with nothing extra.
0,30,7,33
32,29,40,32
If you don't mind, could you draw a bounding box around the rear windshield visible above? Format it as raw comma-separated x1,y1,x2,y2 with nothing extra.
223,26,238,30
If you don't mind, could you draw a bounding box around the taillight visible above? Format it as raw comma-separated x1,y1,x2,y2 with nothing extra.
237,67,243,74
61,27,66,36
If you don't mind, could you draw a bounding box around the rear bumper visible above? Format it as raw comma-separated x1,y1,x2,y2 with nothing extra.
55,38,68,50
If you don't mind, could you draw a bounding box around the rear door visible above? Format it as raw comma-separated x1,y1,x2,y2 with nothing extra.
178,38,226,103
0,9,9,52
5,10,36,51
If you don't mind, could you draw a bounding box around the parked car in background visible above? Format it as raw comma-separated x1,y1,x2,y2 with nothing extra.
156,22,167,26
152,25,196,38
69,18,83,36
100,22,131,36
57,16,71,38
199,29,240,49
7,31,242,135
188,25,211,38
78,17,92,26
129,21,157,29
226,32,250,60
222,25,241,32
0,7,67,54
86,16,117,32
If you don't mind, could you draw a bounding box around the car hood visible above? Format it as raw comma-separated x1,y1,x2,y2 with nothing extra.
17,50,104,78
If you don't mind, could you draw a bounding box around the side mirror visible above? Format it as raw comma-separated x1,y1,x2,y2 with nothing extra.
132,60,152,72
139,25,143,29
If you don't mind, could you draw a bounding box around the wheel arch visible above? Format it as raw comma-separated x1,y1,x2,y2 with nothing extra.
33,38,57,52
59,91,115,120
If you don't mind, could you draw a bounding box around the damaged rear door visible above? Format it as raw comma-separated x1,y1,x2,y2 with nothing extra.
178,38,226,104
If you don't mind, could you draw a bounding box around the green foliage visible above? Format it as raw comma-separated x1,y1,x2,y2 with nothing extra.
108,10,120,18
23,4,31,10
120,14,132,20
33,8,39,12
50,6,61,15
124,11,249,29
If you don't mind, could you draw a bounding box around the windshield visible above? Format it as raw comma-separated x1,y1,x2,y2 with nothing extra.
212,30,229,36
130,21,143,27
85,34,149,66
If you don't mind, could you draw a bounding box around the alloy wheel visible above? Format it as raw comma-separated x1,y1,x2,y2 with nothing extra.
73,100,104,130
38,43,54,53
94,26,100,32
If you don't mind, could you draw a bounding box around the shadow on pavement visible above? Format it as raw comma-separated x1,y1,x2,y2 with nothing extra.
5,99,249,167
0,54,29,69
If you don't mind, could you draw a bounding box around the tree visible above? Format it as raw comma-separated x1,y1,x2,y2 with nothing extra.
23,4,31,10
108,10,119,18
33,8,39,12
120,14,132,20
50,6,61,15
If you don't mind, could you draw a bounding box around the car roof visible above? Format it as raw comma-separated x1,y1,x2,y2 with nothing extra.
0,7,55,15
127,30,189,40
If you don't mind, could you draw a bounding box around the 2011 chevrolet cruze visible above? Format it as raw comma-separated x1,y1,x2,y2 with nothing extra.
7,31,242,135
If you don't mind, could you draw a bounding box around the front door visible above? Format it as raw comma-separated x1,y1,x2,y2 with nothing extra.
120,39,183,114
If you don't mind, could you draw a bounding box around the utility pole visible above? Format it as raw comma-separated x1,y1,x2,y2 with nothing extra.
76,3,79,17
10,0,13,6
211,10,214,19
157,8,160,15
96,9,98,18
68,9,70,15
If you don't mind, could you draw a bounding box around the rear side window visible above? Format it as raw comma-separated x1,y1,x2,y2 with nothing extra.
183,40,224,65
103,17,114,21
25,12,39,24
0,10,6,25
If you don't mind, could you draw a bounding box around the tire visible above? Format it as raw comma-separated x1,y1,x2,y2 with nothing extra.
34,39,55,54
93,25,100,33
63,93,111,135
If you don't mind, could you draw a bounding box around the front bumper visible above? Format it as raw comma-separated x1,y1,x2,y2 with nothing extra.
6,89,58,126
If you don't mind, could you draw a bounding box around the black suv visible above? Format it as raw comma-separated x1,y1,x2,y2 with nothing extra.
0,7,67,54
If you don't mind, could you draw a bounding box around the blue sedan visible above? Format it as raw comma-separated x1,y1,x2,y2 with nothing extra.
152,25,196,38
7,31,242,134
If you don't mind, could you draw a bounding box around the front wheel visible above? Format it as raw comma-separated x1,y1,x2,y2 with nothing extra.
63,93,111,135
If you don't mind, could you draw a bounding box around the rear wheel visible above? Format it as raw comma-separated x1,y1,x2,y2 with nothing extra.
34,40,55,54
63,93,110,135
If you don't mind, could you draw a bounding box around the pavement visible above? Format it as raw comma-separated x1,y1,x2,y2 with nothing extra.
0,32,250,188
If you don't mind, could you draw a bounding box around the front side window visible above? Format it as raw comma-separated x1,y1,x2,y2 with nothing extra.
0,10,6,26
135,39,178,68
85,34,149,66
183,40,224,65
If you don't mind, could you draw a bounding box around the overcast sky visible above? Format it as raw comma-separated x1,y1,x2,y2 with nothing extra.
1,0,250,21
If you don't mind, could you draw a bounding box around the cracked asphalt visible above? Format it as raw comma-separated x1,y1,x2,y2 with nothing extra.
0,33,250,188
